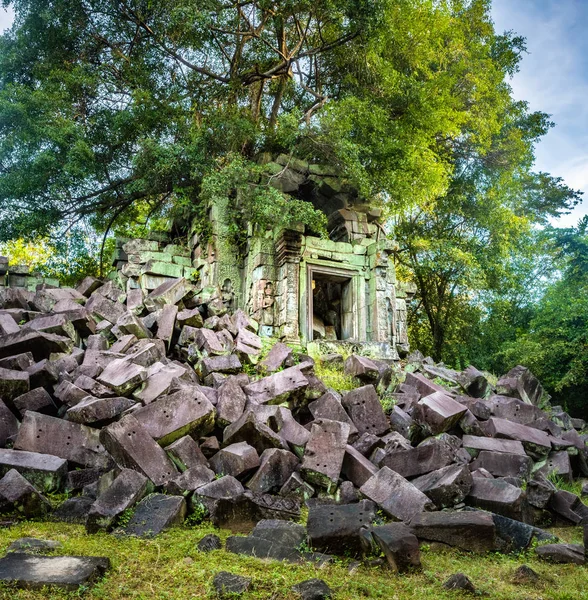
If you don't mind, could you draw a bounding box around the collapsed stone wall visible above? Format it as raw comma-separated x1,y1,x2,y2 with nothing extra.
0,256,60,291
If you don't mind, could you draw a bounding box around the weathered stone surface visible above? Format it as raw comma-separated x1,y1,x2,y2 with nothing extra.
216,376,247,426
85,293,125,324
0,468,51,517
378,438,454,478
371,523,421,573
341,385,389,437
199,355,242,378
223,410,286,454
412,464,473,508
0,313,20,335
122,493,186,537
465,478,524,520
462,435,526,457
177,307,204,328
133,388,215,446
15,412,109,468
360,467,434,522
341,444,378,488
309,391,358,437
411,511,496,552
164,464,215,495
165,435,208,471
458,366,492,398
301,419,350,491
155,304,178,347
97,358,147,396
197,533,222,552
252,519,306,547
259,343,293,373
292,578,333,600
307,501,376,555
225,535,302,562
213,571,251,598
485,417,551,456
23,313,77,341
7,537,62,554
418,392,467,434
279,472,315,500
442,573,476,593
548,490,587,525
469,451,533,479
497,365,546,406
86,469,150,533
66,395,136,424
144,278,193,312
100,414,177,486
243,366,308,405
0,366,29,405
0,398,18,447
194,475,245,500
0,448,67,493
344,355,380,383
404,372,449,397
246,448,299,494
210,442,260,479
0,553,110,590
535,543,585,564
133,362,187,404
52,496,95,524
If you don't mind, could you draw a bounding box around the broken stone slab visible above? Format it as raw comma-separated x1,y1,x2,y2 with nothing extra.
301,419,350,491
344,355,380,383
465,478,524,521
307,500,376,556
197,533,222,552
526,476,556,509
7,538,62,554
14,411,109,469
66,468,106,493
199,354,242,379
264,406,310,453
0,351,34,371
548,490,587,525
216,376,247,427
0,448,67,493
412,464,473,508
177,307,204,329
132,362,187,404
442,573,476,593
76,276,102,298
535,543,585,564
378,437,454,478
164,464,215,495
52,496,95,524
223,410,286,454
246,448,299,494
535,450,573,483
213,571,251,599
309,391,358,438
122,493,186,537
86,469,150,533
462,435,526,457
65,395,136,425
54,380,93,407
489,396,544,425
418,392,467,435
225,535,302,562
0,398,18,447
0,366,30,406
144,278,193,312
252,519,307,548
279,472,315,500
22,313,77,341
116,311,152,340
497,365,546,406
341,445,378,488
85,293,125,324
73,374,116,398
371,523,421,573
165,435,209,472
194,475,245,500
235,328,262,360
100,414,178,486
458,366,492,398
469,451,533,479
132,388,215,446
0,553,110,591
360,467,435,522
485,417,551,457
341,385,389,437
490,512,556,553
292,578,333,600
193,328,225,355
155,304,178,348
404,372,451,397
97,358,147,396
389,406,417,440
0,468,52,517
410,511,496,553
259,342,293,373
210,442,260,479
243,366,309,405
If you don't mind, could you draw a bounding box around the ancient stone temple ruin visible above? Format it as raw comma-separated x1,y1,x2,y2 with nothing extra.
189,155,414,359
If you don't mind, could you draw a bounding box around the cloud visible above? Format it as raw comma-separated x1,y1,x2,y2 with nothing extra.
0,7,13,32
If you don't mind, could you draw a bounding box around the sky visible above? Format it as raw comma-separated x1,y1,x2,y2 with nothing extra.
0,2,586,227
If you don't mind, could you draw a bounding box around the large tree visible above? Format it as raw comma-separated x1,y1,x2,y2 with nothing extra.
0,0,565,243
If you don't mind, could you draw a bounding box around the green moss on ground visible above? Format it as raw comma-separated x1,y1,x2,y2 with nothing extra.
0,522,586,600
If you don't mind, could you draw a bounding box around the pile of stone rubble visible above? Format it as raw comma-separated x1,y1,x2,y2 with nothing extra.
1,269,588,589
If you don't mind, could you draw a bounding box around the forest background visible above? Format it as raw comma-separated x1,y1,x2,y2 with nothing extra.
0,0,587,416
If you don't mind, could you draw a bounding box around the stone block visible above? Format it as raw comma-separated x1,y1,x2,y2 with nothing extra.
371,523,421,573
122,493,186,537
458,365,492,398
164,464,215,495
223,410,286,454
309,391,358,438
0,448,67,492
307,500,376,555
0,313,20,335
209,442,260,479
213,571,251,598
246,448,299,494
412,464,473,508
536,543,585,564
0,468,51,517
0,366,30,406
291,579,333,600
85,293,125,324
418,392,467,434
410,511,496,553
199,355,242,379
0,553,110,591
279,472,315,500
22,313,77,341
301,419,350,491
144,278,193,312
97,358,147,396
497,365,546,406
132,388,215,446
378,437,453,478
259,342,293,373
469,451,533,479
133,362,187,404
0,398,18,447
177,307,204,328
7,537,62,554
344,355,380,383
155,304,178,347
252,518,307,548
243,366,309,405
225,535,302,562
216,376,247,426
14,411,109,468
359,467,434,522
65,395,136,425
462,434,526,457
465,478,524,520
52,496,95,524
100,414,178,485
116,311,152,339
485,417,551,457
341,444,378,488
404,372,449,397
86,469,150,533
165,435,208,471
197,533,222,552
73,375,116,398
341,385,389,437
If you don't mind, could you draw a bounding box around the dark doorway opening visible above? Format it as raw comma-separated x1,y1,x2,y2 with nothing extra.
310,271,353,341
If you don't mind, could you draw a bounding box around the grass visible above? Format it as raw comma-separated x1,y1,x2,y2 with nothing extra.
313,362,359,392
0,521,587,600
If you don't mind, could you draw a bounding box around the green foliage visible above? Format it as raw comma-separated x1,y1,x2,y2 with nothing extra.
185,501,208,526
314,362,359,392
115,507,136,528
